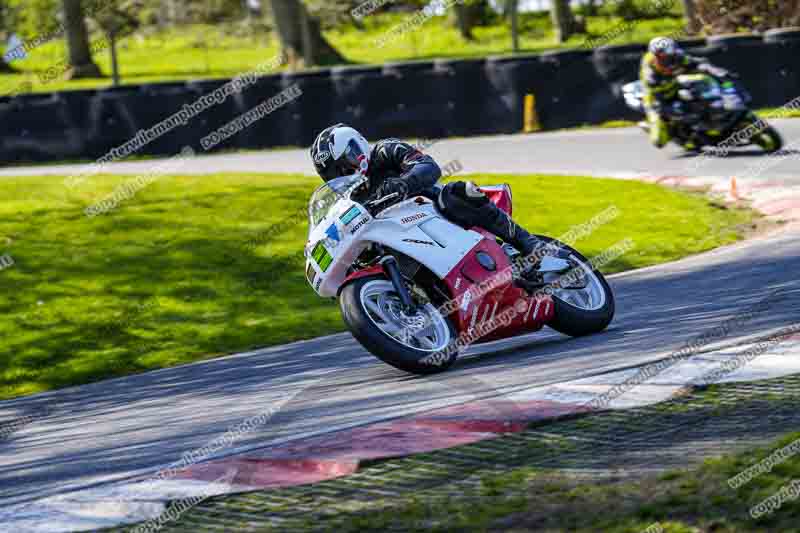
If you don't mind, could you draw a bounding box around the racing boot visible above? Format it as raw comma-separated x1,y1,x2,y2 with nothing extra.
438,181,550,289
473,200,549,289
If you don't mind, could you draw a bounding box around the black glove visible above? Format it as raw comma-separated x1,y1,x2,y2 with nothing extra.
662,101,685,119
375,178,409,201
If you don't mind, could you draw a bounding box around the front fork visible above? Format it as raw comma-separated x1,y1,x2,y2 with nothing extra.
381,256,416,313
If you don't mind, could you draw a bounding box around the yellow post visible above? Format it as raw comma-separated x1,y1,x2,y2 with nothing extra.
523,94,540,133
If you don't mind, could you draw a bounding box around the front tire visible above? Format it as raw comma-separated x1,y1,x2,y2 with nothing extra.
339,276,459,374
533,236,615,337
752,124,783,153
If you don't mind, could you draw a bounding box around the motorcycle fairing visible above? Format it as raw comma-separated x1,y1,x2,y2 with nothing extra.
309,183,553,339
359,200,485,279
441,232,554,343
337,264,385,296
308,198,483,298
478,184,513,216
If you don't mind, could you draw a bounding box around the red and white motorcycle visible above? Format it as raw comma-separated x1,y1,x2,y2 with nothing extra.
305,174,614,374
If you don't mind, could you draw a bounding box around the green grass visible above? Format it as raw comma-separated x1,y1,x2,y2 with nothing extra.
757,107,800,119
0,172,756,399
327,431,800,532
0,12,686,95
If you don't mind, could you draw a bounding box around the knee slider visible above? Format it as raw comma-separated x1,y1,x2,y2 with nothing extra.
438,182,479,228
453,181,489,207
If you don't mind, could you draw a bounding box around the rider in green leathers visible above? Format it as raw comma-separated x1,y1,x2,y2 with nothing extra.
641,37,729,150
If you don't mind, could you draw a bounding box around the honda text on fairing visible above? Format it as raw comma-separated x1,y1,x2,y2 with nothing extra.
304,174,615,374
623,73,783,153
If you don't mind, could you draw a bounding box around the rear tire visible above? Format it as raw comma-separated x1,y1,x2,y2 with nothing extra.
339,276,459,374
533,236,615,337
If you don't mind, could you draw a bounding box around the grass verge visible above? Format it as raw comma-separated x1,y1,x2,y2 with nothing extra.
0,13,685,95
0,172,756,399
757,107,800,120
321,431,800,532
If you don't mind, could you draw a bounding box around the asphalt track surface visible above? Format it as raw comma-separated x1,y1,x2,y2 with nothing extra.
2,119,800,184
1,123,800,511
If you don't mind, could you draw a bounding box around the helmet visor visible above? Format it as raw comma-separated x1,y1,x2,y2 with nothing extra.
336,138,368,177
655,51,680,72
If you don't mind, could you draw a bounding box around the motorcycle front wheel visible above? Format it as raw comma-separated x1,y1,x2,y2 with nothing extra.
752,124,783,153
339,276,459,374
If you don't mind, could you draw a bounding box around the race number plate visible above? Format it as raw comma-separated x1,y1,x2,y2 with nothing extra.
311,241,333,272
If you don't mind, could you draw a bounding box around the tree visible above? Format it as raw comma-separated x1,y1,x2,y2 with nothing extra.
0,2,17,72
550,0,578,43
268,0,344,68
695,0,800,33
92,0,141,86
451,0,490,41
505,0,519,52
682,0,701,34
63,0,102,78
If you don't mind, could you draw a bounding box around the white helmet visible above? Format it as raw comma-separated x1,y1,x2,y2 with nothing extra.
311,124,371,182
648,37,683,73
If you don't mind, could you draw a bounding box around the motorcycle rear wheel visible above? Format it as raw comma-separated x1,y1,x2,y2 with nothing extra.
533,236,616,337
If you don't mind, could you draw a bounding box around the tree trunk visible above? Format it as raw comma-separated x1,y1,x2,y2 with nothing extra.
453,4,475,40
298,5,313,68
453,1,491,40
157,0,170,28
109,31,120,86
63,0,102,78
507,0,520,52
551,0,576,43
268,0,344,68
682,0,701,34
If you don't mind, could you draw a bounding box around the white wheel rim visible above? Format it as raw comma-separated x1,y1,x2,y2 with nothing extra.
359,280,451,352
550,253,607,311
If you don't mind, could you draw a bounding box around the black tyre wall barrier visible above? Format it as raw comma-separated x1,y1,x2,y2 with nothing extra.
704,41,775,105
764,27,800,43
485,51,602,132
0,92,73,162
1,35,799,165
591,45,645,123
182,79,252,152
538,50,606,130
762,28,800,105
373,62,452,139
277,69,339,149
228,74,288,150
762,41,800,105
484,54,544,133
676,38,706,50
706,33,763,46
432,58,495,137
330,64,384,139
331,62,449,141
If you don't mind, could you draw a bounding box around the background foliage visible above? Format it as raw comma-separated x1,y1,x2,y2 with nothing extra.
695,0,800,33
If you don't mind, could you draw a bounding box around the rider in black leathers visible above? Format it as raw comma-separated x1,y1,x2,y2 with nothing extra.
310,124,542,272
